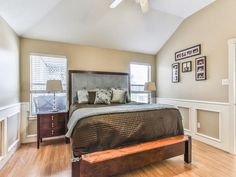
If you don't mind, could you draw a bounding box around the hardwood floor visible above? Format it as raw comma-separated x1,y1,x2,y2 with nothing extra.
1,139,236,177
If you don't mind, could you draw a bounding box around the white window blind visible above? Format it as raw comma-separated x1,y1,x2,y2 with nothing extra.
130,63,151,103
30,54,67,115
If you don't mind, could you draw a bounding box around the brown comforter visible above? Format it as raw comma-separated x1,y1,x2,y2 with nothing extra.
69,103,184,157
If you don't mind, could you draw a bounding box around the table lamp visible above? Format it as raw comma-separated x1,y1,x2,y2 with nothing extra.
46,80,63,112
144,82,156,103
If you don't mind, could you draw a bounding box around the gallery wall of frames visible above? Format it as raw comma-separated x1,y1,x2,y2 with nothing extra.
172,44,207,83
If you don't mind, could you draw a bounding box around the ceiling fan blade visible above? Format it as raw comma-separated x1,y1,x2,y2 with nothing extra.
110,0,123,9
139,0,149,13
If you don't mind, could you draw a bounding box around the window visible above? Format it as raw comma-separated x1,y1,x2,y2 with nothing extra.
130,63,151,103
30,54,67,115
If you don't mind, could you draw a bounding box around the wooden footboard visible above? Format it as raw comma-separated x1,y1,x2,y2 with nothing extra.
72,135,192,177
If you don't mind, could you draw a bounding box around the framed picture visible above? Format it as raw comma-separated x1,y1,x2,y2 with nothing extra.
195,56,206,81
175,44,201,61
172,63,180,83
182,61,192,73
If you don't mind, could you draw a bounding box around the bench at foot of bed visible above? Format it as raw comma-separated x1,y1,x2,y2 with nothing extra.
72,135,192,177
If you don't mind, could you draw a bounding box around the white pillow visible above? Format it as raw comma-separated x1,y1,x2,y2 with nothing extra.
111,88,126,103
77,90,88,103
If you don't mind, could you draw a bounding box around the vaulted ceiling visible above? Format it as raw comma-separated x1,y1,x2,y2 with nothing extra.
0,0,215,54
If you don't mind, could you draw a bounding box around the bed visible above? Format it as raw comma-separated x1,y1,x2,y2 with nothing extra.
67,70,191,177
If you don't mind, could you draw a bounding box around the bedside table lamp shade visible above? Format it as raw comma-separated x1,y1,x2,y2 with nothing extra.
144,82,156,91
46,80,63,92
46,80,63,111
144,82,156,103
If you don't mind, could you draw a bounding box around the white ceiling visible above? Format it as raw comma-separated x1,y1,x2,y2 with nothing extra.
0,0,215,54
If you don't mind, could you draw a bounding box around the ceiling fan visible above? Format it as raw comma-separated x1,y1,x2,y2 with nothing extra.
110,0,149,14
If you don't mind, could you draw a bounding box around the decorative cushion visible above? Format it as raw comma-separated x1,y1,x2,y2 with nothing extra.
94,89,112,104
77,90,88,103
111,88,126,103
126,92,131,103
88,91,97,104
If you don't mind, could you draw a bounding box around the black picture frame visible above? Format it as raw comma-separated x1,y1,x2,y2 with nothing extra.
182,61,192,73
175,44,201,61
195,56,206,81
172,63,180,83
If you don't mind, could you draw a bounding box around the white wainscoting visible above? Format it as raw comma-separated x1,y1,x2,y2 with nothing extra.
20,102,37,143
0,103,21,169
156,98,231,152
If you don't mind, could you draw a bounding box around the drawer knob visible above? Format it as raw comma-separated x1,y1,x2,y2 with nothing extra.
51,130,54,135
52,123,54,128
51,116,54,120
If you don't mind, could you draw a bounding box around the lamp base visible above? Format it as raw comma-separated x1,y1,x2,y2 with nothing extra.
50,109,59,112
51,92,58,112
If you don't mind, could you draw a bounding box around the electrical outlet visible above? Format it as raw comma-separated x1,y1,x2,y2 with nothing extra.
197,122,201,128
222,79,229,85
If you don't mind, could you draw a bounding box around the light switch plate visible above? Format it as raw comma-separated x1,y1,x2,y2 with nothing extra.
222,79,229,85
197,122,201,128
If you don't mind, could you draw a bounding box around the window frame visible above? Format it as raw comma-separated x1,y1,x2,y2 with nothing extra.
29,53,68,117
129,62,151,103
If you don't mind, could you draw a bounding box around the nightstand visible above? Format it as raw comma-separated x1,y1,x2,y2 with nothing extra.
37,111,69,148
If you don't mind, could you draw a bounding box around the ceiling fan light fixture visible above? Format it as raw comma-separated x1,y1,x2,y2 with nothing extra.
110,0,123,9
140,0,149,13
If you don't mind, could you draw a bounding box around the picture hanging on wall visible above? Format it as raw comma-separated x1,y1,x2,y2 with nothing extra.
182,61,192,73
172,63,180,83
175,44,201,61
195,56,206,81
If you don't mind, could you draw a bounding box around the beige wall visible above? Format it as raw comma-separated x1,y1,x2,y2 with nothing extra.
27,119,37,135
0,17,20,107
156,0,236,102
20,38,156,102
197,110,219,139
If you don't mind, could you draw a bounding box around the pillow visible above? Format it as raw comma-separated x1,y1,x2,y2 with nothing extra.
88,91,96,104
77,90,88,103
94,89,112,104
111,88,126,103
126,92,131,103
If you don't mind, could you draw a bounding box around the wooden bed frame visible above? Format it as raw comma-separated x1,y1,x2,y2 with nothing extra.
68,70,192,177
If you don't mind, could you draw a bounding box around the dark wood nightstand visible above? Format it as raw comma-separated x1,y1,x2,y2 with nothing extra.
37,111,69,148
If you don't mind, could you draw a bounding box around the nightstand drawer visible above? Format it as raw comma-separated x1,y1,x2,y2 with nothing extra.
40,128,65,138
40,121,65,131
40,119,65,129
39,113,65,123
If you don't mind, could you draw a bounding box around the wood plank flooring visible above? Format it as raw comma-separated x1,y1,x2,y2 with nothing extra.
1,139,236,177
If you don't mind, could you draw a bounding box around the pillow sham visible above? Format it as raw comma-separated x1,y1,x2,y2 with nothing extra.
126,92,131,103
77,90,88,103
111,88,126,103
94,89,112,105
88,91,96,104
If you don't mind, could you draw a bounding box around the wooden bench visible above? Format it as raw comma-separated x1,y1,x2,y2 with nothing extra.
72,135,192,177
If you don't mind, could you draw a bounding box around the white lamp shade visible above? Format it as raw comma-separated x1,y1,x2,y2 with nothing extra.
46,80,63,92
144,82,156,91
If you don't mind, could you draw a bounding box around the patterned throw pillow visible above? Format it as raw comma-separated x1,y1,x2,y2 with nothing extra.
77,90,88,103
111,88,126,103
94,89,112,104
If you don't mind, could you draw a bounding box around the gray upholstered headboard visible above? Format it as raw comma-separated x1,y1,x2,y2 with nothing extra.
69,70,130,105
